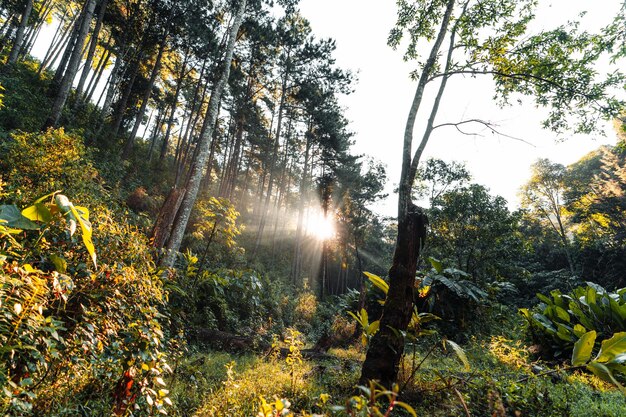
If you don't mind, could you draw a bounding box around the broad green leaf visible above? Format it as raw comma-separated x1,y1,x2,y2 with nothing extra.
554,306,570,323
70,205,96,268
367,320,380,336
21,203,52,222
596,332,626,363
428,257,444,273
445,339,470,372
49,254,67,273
537,293,552,306
53,195,96,267
572,330,596,366
0,205,39,230
573,324,588,338
587,361,626,394
586,287,597,305
364,271,389,295
358,308,369,326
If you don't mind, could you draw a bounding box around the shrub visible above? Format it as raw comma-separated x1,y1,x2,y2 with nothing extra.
0,192,172,416
520,282,626,359
0,128,101,205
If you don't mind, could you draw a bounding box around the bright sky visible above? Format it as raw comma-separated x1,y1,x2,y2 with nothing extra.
299,0,624,217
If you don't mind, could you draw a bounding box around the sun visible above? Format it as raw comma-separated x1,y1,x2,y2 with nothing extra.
306,212,335,240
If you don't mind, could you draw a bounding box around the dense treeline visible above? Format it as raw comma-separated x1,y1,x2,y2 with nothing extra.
1,0,626,415
0,0,391,293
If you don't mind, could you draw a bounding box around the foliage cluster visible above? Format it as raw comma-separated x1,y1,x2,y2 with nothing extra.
521,283,626,358
0,132,172,415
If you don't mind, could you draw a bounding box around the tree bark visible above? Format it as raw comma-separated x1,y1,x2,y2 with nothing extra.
44,0,97,129
359,0,455,387
122,39,167,158
7,0,34,65
253,55,290,254
359,204,427,387
76,0,109,97
159,0,247,268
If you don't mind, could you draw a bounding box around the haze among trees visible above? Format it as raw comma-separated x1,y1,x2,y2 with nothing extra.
0,0,625,415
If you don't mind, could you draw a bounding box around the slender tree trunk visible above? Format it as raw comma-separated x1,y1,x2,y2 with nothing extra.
148,106,165,161
22,0,53,56
159,50,189,162
254,60,290,254
76,0,109,97
110,56,141,137
85,43,111,103
39,11,76,74
7,0,34,64
359,0,455,387
122,39,166,158
44,0,97,129
291,122,312,285
159,0,247,268
50,4,84,90
100,48,124,117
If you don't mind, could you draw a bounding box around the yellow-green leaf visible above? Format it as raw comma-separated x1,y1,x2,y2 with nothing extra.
587,361,626,394
21,202,52,222
572,330,596,366
364,271,389,295
596,332,626,363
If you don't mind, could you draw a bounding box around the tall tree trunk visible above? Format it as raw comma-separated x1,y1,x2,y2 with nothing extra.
85,42,111,103
159,49,189,162
110,56,141,137
159,0,247,268
7,0,34,65
291,122,313,285
38,10,76,74
44,0,97,129
148,106,165,161
253,59,290,254
50,4,84,90
359,0,455,387
76,0,109,97
122,39,167,158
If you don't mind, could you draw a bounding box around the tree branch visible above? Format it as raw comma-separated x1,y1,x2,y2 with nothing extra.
432,118,536,146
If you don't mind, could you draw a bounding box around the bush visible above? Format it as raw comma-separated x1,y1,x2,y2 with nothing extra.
520,282,626,359
0,128,101,206
1,191,172,415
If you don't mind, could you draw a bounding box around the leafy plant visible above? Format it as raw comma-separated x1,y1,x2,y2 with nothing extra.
520,282,626,358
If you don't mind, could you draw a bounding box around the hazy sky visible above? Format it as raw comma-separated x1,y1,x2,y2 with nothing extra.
298,0,624,217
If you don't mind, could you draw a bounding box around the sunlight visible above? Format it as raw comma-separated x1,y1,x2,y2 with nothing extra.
305,212,335,240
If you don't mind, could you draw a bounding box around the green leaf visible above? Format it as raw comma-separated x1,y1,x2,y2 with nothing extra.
554,306,571,323
49,254,67,273
428,257,444,273
586,287,597,305
21,203,52,223
70,205,96,268
367,320,380,336
53,195,97,267
596,332,626,363
0,205,40,230
572,330,596,366
573,324,588,338
445,339,470,372
587,361,626,394
364,272,389,295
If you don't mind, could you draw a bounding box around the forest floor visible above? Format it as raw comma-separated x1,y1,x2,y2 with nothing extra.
165,312,626,416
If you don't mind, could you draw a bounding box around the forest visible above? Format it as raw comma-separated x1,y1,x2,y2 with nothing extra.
0,0,625,415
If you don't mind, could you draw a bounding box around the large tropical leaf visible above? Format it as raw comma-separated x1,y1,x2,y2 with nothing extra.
0,205,39,230
572,330,596,366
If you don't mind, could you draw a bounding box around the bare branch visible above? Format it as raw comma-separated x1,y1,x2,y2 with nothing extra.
432,118,536,146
